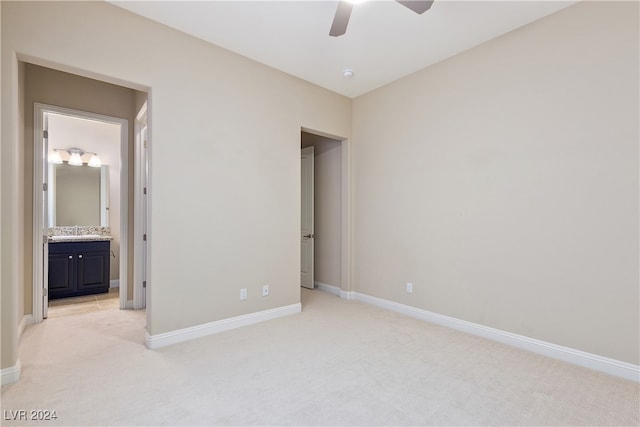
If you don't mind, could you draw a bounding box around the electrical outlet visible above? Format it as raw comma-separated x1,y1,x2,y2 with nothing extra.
406,282,413,293
262,285,269,297
240,288,247,300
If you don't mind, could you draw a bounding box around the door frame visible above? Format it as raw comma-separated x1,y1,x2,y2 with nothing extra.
133,101,149,309
300,127,352,296
300,145,315,289
33,103,129,321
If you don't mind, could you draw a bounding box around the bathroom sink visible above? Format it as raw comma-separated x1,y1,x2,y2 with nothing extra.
50,234,102,241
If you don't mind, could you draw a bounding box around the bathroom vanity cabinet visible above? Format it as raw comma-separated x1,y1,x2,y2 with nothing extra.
48,240,110,299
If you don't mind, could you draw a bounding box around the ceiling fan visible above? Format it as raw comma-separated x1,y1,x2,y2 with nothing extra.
330,0,435,37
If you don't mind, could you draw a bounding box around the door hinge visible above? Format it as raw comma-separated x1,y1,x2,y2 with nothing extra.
43,235,48,244
143,187,147,195
43,130,48,139
143,234,147,241
43,288,48,297
143,281,147,288
43,182,48,192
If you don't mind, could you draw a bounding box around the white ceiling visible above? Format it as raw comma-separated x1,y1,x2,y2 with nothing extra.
110,0,578,98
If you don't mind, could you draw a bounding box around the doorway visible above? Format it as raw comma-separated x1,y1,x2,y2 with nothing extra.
33,104,129,321
300,130,349,295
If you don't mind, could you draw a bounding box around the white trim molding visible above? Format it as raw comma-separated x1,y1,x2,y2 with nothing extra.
314,281,341,296
340,290,355,300
1,359,21,386
109,279,120,289
314,282,354,300
145,303,302,350
133,101,149,311
325,289,639,382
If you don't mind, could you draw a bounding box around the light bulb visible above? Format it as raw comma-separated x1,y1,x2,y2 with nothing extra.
49,150,63,164
68,152,83,166
88,154,102,168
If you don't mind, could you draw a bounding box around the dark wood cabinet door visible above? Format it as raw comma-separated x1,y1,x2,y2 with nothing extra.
48,252,75,295
77,251,110,290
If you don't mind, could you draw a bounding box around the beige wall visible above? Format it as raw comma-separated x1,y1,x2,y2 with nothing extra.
301,132,342,288
352,1,639,364
1,0,351,369
21,63,139,315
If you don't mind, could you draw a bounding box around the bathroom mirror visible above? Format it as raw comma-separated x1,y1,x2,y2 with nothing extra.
48,163,109,227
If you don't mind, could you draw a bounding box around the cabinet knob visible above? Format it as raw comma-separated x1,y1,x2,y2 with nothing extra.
68,255,73,259
78,254,83,259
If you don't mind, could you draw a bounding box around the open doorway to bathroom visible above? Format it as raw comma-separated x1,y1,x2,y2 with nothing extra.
34,104,127,320
38,107,125,319
25,62,148,324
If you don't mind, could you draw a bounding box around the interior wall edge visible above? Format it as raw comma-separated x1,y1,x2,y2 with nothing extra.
17,314,33,344
1,49,22,370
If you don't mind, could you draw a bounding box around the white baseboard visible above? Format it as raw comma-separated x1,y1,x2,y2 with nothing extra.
314,281,341,296
1,359,21,386
145,303,302,350
110,279,120,289
18,315,33,343
345,291,639,382
341,290,355,300
314,282,354,300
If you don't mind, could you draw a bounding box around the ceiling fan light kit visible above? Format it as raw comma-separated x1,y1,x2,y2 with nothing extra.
330,0,435,37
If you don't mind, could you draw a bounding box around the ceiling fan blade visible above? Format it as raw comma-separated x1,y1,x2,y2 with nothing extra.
396,0,434,14
329,1,354,37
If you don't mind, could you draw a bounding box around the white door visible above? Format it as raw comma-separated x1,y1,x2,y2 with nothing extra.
301,146,315,289
42,113,50,318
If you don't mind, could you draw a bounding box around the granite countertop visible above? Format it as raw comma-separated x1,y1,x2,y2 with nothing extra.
48,235,113,243
47,226,113,243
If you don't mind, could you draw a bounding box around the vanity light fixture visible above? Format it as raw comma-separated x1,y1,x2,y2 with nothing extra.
50,148,102,168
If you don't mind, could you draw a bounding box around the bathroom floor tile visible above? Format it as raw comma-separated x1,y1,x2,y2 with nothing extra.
47,301,100,318
96,289,119,300
49,294,96,306
98,298,120,310
47,288,120,318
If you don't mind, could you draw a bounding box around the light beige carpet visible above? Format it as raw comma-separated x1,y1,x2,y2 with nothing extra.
2,289,638,426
